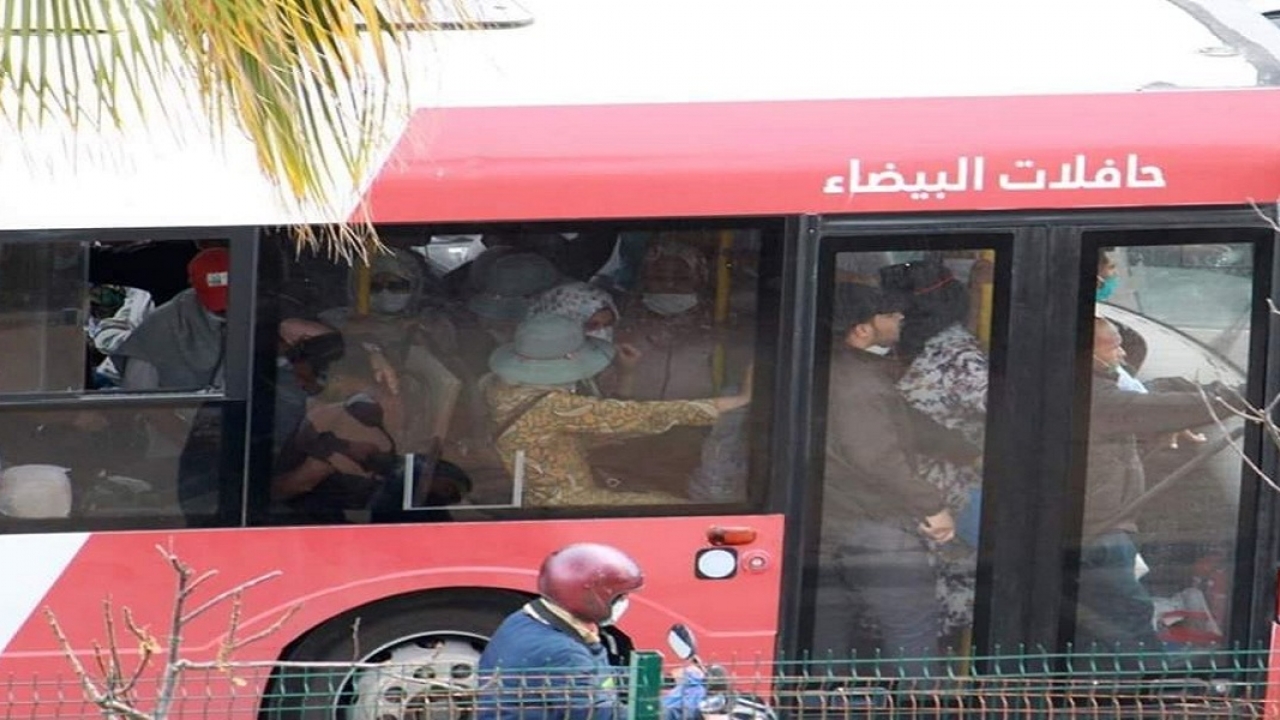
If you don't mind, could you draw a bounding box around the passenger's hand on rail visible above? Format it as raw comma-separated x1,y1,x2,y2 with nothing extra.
920,509,956,544
1168,429,1207,449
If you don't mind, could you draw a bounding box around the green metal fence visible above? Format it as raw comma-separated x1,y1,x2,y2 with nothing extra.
8,647,1276,719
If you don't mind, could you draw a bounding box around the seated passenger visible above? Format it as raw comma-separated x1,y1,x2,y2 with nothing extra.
115,247,229,393
481,314,750,507
86,284,154,388
272,343,398,522
272,343,468,523
452,250,564,445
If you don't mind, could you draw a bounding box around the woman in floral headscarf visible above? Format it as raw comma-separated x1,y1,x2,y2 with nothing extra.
880,259,989,649
529,281,620,342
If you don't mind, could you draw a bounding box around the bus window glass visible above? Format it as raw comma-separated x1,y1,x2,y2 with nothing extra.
0,241,89,393
812,243,997,664
259,225,773,524
1074,231,1262,653
0,403,229,527
0,238,230,395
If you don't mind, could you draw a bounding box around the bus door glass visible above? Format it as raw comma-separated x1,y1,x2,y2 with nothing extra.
808,234,1007,664
1070,229,1270,653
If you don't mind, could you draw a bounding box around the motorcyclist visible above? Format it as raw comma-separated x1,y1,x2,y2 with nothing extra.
476,543,702,720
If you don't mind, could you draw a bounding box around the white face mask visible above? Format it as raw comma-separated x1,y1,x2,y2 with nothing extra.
1114,365,1149,394
371,291,411,314
642,293,698,316
586,326,615,342
600,596,630,626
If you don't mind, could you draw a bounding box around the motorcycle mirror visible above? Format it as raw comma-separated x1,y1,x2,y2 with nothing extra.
667,624,697,661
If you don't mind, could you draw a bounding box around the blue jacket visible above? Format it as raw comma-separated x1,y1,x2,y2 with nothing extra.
476,603,625,720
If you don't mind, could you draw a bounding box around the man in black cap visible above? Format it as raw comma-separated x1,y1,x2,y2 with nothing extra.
817,282,977,672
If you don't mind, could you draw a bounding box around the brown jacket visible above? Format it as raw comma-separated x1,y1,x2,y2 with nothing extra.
1083,370,1219,538
823,347,977,528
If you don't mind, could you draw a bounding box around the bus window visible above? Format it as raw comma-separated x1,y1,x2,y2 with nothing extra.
0,241,89,393
0,403,231,525
257,224,776,524
811,241,1000,664
0,237,239,530
1072,230,1265,653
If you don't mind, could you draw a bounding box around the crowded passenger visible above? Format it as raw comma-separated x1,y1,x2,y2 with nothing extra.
813,282,979,666
609,237,745,401
880,260,990,647
318,247,456,358
316,247,451,451
115,247,229,393
481,313,751,506
86,284,154,388
272,342,399,522
452,249,564,445
1076,317,1236,652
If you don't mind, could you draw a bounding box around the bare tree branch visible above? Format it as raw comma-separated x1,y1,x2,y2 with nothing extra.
180,571,283,625
52,545,299,720
1198,384,1280,493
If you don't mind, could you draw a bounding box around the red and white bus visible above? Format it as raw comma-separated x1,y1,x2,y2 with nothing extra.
3,0,1280,717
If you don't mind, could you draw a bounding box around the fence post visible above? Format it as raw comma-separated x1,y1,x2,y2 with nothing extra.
627,650,663,720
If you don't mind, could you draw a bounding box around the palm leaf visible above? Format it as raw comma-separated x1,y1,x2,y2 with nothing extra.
0,0,477,258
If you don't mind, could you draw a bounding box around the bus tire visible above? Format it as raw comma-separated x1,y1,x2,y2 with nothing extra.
261,589,529,720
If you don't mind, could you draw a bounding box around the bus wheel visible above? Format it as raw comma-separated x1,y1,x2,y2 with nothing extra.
265,590,528,720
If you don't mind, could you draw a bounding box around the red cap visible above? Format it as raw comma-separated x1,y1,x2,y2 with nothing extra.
188,248,230,313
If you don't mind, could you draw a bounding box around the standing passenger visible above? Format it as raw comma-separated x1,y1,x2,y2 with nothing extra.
1075,318,1227,652
482,314,750,506
818,283,970,671
880,260,989,647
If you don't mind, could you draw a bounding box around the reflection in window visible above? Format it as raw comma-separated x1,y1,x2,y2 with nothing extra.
811,246,995,663
262,226,769,523
0,242,89,393
1075,233,1260,652
0,404,225,527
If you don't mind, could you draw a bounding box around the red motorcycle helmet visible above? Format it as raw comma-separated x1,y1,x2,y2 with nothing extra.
537,543,644,623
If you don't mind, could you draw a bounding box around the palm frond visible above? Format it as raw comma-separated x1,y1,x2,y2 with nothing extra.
0,0,477,259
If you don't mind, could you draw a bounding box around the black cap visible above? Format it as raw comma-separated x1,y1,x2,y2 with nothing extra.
832,282,900,330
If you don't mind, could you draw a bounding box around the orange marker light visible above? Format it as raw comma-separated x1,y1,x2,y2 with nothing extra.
707,526,757,546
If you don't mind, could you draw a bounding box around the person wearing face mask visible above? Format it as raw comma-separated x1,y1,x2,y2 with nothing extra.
476,543,705,720
813,282,980,671
1097,249,1121,303
319,247,456,356
116,247,230,393
1074,317,1238,654
529,281,647,396
612,239,721,402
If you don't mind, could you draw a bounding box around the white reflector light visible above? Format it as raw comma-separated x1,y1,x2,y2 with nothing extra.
695,548,738,579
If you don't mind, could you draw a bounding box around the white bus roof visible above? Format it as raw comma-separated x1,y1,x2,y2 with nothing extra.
2,0,1280,231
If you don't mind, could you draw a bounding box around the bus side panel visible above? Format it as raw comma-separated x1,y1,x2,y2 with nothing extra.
0,514,784,681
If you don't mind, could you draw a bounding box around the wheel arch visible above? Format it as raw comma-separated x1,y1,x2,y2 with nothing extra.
276,585,536,662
